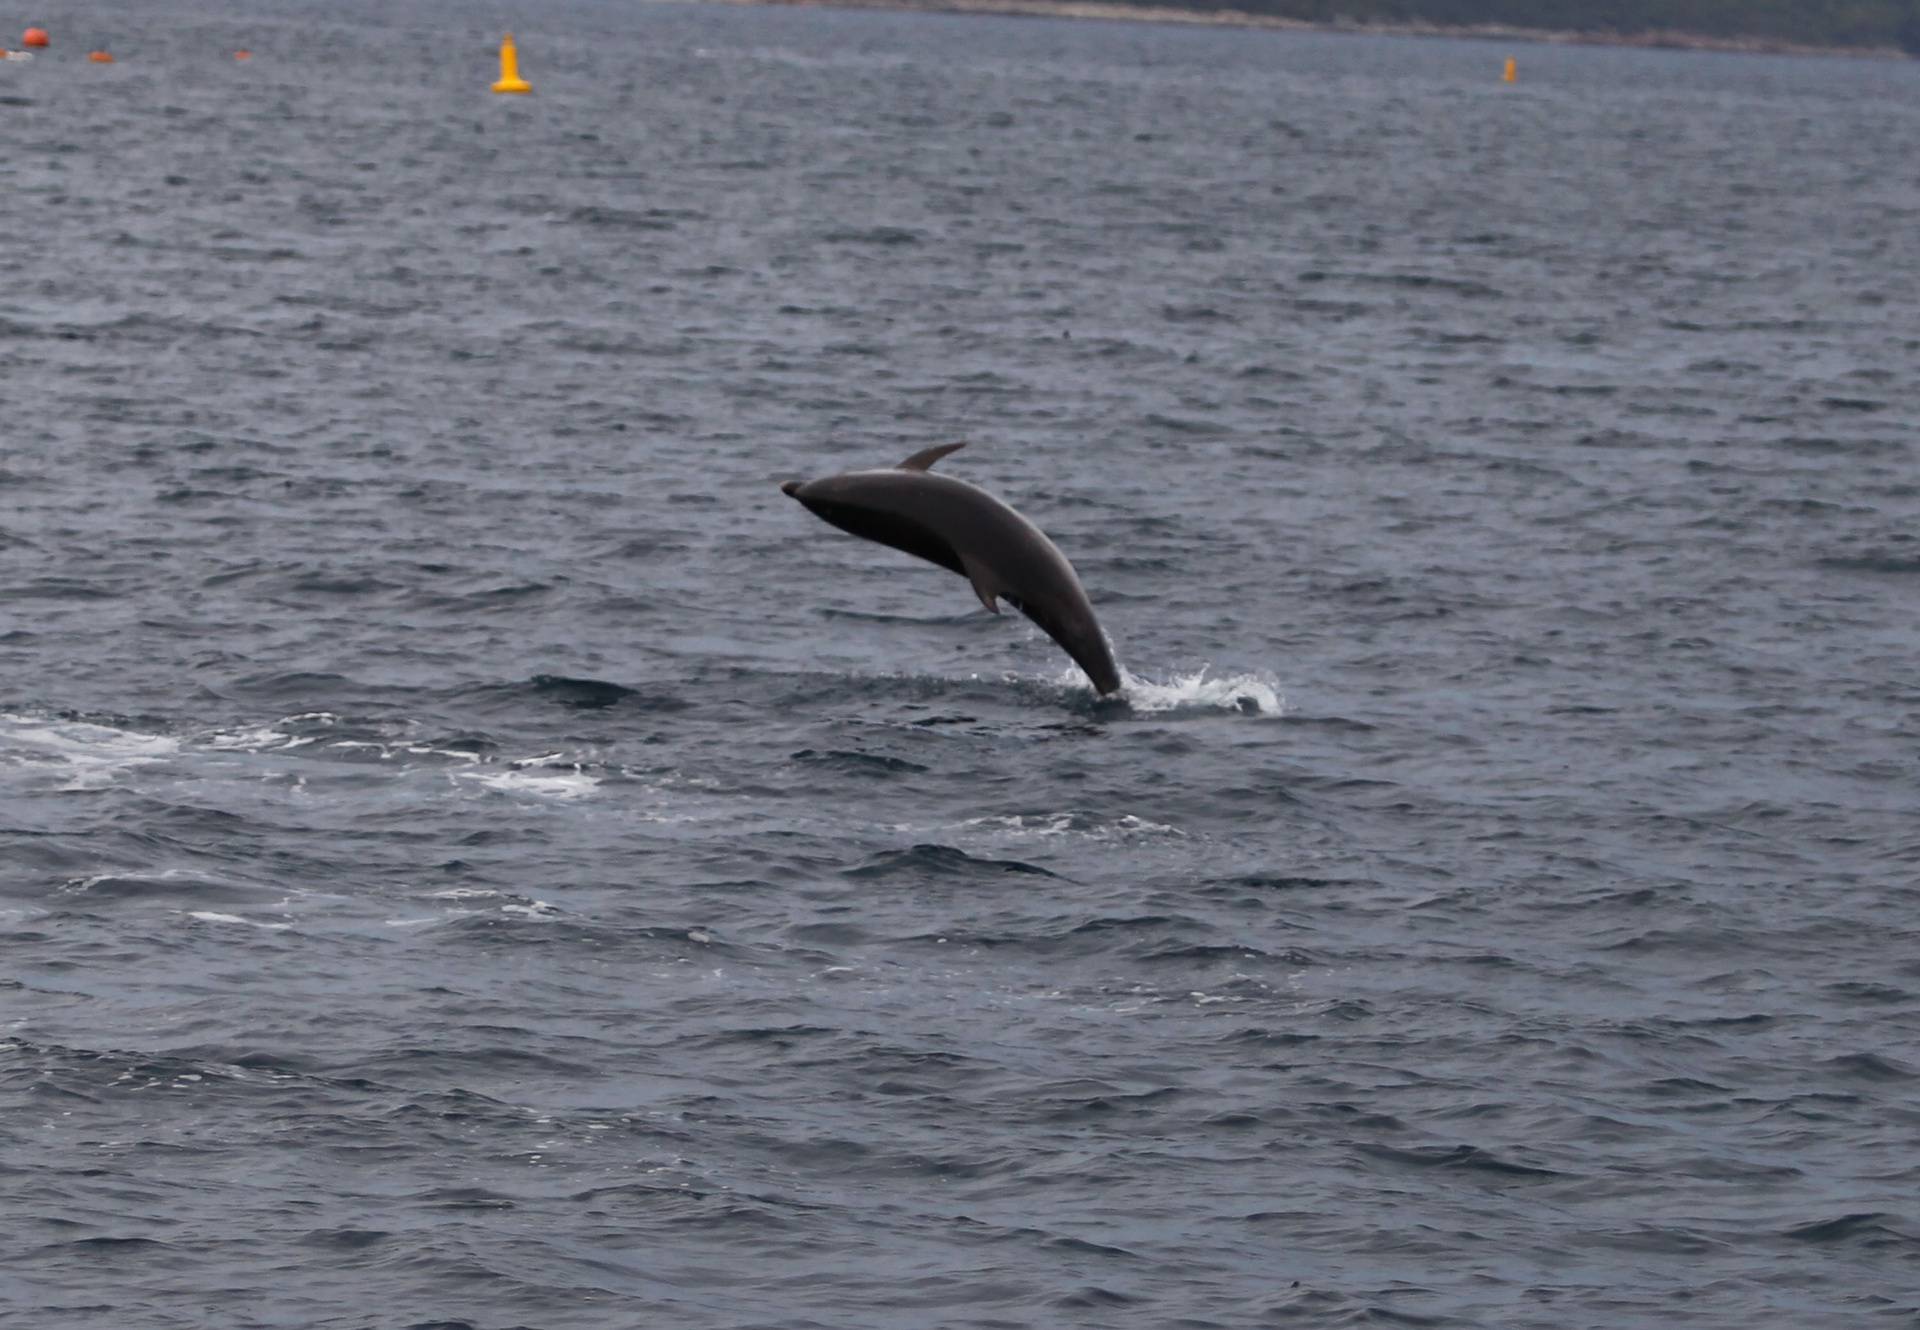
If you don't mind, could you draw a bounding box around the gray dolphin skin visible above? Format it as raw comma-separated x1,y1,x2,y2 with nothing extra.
781,444,1123,695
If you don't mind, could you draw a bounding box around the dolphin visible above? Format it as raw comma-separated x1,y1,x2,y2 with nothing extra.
781,443,1122,695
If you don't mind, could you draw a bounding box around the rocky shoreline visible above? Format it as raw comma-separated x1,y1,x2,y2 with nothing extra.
711,0,1909,59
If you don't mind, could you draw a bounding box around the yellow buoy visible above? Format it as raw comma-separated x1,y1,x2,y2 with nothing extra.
491,33,530,95
1503,56,1517,83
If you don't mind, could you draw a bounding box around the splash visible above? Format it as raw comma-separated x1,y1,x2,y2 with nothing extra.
1114,664,1286,716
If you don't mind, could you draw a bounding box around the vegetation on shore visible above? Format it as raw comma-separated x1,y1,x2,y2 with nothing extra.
755,0,1920,54
1164,0,1920,54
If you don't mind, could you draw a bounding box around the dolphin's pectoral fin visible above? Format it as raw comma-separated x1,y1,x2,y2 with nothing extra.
959,553,1003,614
897,442,967,472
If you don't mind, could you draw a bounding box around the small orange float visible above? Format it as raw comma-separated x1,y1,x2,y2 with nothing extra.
22,26,50,47
234,49,252,60
490,33,530,94
89,50,114,63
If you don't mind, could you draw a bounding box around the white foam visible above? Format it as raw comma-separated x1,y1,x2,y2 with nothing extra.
1114,664,1286,716
202,711,350,754
185,911,292,931
0,713,181,790
958,811,1187,840
62,868,223,896
404,744,483,763
457,765,600,800
5,711,615,804
1112,813,1187,835
422,889,561,921
202,724,302,752
211,724,485,767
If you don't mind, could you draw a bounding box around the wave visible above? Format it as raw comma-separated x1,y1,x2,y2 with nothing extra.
457,674,693,714
844,843,1060,881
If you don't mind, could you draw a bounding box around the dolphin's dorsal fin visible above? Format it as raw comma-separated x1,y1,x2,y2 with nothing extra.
897,442,967,472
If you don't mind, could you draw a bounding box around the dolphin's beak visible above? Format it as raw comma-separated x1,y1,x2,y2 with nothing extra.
781,480,804,498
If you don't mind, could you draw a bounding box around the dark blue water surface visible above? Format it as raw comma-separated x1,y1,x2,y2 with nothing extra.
4,2,1918,1325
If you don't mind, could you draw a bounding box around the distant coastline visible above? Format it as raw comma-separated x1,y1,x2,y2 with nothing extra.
712,0,1912,59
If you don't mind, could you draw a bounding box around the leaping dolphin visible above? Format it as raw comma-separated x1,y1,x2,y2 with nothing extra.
781,444,1123,695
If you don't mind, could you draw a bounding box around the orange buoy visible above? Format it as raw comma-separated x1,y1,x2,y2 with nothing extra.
88,50,114,63
234,49,252,60
490,33,530,94
22,26,50,47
